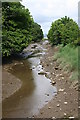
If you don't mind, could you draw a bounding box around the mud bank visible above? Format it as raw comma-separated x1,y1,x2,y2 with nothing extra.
34,41,79,118
2,68,22,101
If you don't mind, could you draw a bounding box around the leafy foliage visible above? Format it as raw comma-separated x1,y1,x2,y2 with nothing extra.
31,22,43,42
47,16,79,46
2,2,32,57
2,2,43,57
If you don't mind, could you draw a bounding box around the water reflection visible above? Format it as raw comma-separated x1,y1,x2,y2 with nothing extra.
2,52,57,118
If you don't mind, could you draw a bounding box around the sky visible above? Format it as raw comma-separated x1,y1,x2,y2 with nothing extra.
21,0,80,35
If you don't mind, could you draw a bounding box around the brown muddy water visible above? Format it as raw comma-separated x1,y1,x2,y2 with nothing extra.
2,44,57,118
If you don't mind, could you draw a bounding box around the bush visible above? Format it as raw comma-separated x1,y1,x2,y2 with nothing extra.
2,2,33,57
2,2,43,57
47,16,79,46
30,22,43,42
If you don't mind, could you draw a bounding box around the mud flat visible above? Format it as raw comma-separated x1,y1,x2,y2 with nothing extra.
2,68,22,101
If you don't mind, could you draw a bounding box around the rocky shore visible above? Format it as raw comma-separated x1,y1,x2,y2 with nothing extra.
35,41,79,118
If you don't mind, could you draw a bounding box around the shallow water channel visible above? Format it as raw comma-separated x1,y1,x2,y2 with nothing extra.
2,44,57,118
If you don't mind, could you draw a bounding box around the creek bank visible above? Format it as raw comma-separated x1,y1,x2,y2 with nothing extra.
2,68,22,101
34,41,78,118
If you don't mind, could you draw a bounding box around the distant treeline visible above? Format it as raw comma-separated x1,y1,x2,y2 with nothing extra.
47,16,80,46
2,2,43,57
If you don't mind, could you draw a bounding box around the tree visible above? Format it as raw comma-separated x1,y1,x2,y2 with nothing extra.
2,2,33,57
47,16,79,46
30,22,43,42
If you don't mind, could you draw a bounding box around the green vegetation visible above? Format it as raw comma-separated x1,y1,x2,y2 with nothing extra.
48,16,79,81
2,2,43,57
47,16,79,46
31,22,43,42
53,45,78,81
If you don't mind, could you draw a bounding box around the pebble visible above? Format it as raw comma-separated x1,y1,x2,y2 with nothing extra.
55,67,58,70
78,106,80,109
57,104,60,107
4,68,7,70
52,117,56,119
32,66,35,69
60,74,62,76
69,117,74,119
51,81,56,85
48,107,51,109
58,88,64,92
60,108,62,111
64,92,67,95
45,93,49,96
20,62,23,65
30,68,32,70
9,67,13,70
14,63,17,65
62,77,64,80
38,71,46,75
64,113,67,116
50,63,53,65
64,102,68,105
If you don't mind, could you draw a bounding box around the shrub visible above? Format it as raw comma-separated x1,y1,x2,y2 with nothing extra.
47,16,79,46
2,2,43,57
30,22,43,42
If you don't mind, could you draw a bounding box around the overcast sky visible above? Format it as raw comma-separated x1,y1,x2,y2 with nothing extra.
21,0,79,34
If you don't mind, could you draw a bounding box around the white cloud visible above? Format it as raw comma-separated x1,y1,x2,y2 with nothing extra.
21,0,79,34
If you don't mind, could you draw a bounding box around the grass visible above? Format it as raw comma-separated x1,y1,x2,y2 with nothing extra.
54,44,79,81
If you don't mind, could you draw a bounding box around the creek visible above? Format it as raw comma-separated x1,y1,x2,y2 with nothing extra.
2,42,57,118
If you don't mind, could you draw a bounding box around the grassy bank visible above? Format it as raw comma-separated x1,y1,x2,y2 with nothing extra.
54,44,78,81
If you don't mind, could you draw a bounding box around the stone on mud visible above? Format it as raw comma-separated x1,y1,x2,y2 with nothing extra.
51,81,56,85
38,71,47,75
